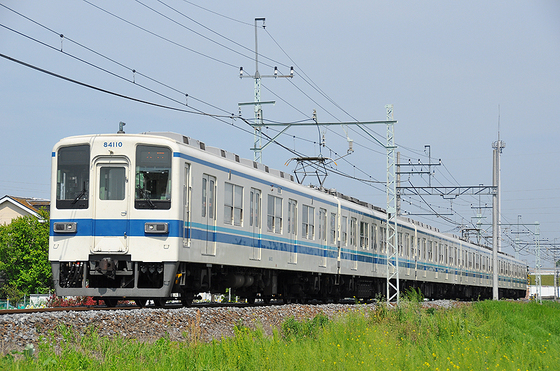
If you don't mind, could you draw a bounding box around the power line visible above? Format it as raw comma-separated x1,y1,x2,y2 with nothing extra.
82,0,240,69
0,52,230,119
135,0,256,63
0,4,232,116
1,9,383,188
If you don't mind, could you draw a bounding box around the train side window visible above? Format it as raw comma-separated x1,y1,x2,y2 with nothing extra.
318,208,327,242
372,224,378,252
330,212,337,244
267,195,282,234
427,241,433,262
349,217,357,247
201,174,216,220
202,178,207,218
380,225,386,253
56,144,90,209
287,199,297,237
224,182,243,226
250,188,261,228
404,233,410,257
302,205,315,240
454,247,458,267
341,216,348,246
360,221,369,250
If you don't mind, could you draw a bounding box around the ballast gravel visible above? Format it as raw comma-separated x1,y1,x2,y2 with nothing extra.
0,300,455,355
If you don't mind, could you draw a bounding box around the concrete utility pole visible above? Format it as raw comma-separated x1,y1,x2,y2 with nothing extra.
239,18,293,163
492,136,505,300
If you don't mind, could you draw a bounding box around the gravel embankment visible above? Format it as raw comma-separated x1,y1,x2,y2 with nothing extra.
0,300,456,355
1,304,364,354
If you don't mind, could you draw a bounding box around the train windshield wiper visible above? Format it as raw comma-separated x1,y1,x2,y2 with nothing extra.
146,197,156,209
72,187,87,204
139,189,156,209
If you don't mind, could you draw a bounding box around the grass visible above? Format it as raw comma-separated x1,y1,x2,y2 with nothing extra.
2,297,559,370
528,274,555,286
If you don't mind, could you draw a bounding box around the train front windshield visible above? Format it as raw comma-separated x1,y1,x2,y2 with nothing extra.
56,144,90,209
135,145,172,209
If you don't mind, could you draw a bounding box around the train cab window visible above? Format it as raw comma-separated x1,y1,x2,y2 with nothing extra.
135,145,171,209
56,144,90,209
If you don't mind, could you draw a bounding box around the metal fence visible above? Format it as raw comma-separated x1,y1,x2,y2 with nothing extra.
0,294,50,310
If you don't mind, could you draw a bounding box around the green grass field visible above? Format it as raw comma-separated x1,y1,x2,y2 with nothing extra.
529,274,556,286
3,297,559,370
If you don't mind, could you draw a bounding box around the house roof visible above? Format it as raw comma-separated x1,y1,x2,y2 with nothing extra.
0,195,50,218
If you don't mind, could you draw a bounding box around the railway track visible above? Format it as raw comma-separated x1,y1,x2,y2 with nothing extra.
0,300,286,316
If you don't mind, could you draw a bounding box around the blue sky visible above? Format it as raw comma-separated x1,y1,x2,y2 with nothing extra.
1,1,559,267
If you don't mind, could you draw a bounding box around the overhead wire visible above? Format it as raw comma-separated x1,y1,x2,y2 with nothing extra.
2,7,382,191
3,2,499,238
134,0,257,64
81,0,240,69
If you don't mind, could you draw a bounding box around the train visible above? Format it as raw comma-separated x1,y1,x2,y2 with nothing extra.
49,131,527,307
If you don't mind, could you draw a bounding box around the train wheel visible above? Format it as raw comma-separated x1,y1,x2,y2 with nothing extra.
134,298,147,308
246,296,256,305
104,299,118,308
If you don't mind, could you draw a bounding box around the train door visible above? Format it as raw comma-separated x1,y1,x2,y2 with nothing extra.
92,157,130,253
183,163,190,247
288,199,297,264
201,174,216,256
249,188,262,260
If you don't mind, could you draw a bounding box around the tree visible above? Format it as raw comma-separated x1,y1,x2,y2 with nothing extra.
0,210,52,299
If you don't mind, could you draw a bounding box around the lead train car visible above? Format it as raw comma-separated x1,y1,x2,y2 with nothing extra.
49,132,527,306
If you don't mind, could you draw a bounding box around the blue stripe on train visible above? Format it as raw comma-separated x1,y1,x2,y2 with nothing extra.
51,218,523,283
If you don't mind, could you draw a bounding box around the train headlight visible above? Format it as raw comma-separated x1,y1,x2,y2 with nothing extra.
53,222,77,233
144,222,168,234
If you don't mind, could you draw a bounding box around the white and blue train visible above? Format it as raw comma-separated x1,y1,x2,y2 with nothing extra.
49,131,527,306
